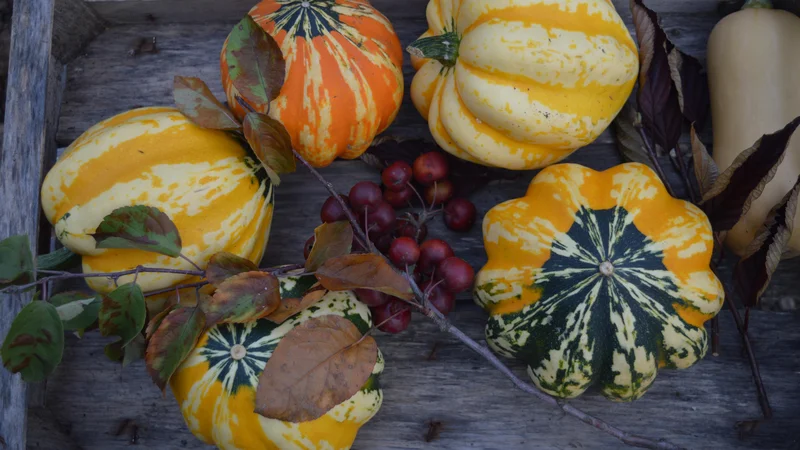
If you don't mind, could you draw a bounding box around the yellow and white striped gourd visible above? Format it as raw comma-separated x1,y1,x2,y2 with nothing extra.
410,0,639,170
171,274,383,450
40,107,274,294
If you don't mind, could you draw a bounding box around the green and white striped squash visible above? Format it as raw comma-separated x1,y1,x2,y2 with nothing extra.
170,273,383,450
474,163,725,401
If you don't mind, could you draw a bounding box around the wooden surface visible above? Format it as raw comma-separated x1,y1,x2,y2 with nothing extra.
52,0,105,64
0,0,57,449
17,0,800,448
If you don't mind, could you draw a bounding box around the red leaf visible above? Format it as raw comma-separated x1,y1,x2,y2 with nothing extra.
173,76,240,130
316,254,413,300
305,222,353,272
206,252,258,288
145,307,206,392
202,271,281,325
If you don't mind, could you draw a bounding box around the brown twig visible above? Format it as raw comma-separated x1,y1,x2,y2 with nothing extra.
179,253,203,271
722,285,772,419
637,127,677,198
294,145,682,450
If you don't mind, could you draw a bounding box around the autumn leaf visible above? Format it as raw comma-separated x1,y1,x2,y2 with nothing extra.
36,246,80,271
703,116,800,232
0,234,34,287
202,271,281,325
146,305,174,340
145,306,206,392
0,301,64,382
735,176,800,308
206,252,258,287
91,205,182,258
690,125,719,198
51,291,100,334
99,283,147,357
612,101,654,169
265,289,327,324
173,76,241,130
243,112,295,186
630,0,682,153
305,222,353,272
105,332,145,367
255,315,377,422
224,15,286,111
316,254,413,300
667,47,710,131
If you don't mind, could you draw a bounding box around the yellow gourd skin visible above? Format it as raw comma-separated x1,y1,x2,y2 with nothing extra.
410,0,639,170
40,107,275,294
707,6,800,256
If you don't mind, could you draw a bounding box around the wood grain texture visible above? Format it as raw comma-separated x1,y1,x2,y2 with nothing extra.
37,308,800,449
0,1,56,449
52,0,105,63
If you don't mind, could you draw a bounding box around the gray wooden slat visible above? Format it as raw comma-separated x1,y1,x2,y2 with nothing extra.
37,309,800,449
52,0,105,64
0,1,57,449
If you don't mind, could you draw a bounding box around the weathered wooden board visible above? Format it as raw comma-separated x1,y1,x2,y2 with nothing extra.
17,0,800,449
37,309,800,450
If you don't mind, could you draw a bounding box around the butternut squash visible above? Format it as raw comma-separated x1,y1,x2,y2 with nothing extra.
707,0,800,256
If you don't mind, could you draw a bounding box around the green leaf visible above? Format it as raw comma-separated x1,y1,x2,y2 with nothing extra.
173,76,241,130
91,205,182,258
99,283,146,348
243,112,296,186
1,301,64,382
202,271,281,326
0,235,34,287
305,222,353,272
36,247,80,271
206,252,258,288
224,15,286,110
51,291,100,333
146,305,174,340
145,306,206,392
104,332,145,367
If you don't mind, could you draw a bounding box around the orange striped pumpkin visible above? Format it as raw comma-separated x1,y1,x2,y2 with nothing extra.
221,0,405,168
409,0,639,170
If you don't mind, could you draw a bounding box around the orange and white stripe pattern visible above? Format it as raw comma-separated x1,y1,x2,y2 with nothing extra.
221,0,404,168
411,0,639,170
41,107,274,294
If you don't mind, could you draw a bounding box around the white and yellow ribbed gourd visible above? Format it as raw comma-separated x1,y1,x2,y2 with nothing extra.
170,273,384,450
409,0,639,170
40,107,275,294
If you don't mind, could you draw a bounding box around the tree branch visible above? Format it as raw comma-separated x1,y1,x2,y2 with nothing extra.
294,147,682,450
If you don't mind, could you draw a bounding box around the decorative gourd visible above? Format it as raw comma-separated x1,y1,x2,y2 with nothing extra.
707,0,800,256
40,107,275,294
171,274,383,450
409,0,639,170
220,0,405,168
474,163,724,401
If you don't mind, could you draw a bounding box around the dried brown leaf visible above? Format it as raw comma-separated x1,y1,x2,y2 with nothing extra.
703,116,800,231
735,176,800,308
630,0,655,77
173,76,240,130
612,102,653,169
690,125,719,198
203,271,281,326
145,306,206,392
265,289,327,324
667,47,710,130
255,315,377,422
224,15,286,109
242,112,295,186
316,254,413,300
206,252,258,287
305,222,353,272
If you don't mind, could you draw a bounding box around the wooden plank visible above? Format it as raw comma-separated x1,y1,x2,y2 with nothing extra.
38,308,800,449
55,6,719,145
0,0,57,449
52,0,105,64
85,0,720,24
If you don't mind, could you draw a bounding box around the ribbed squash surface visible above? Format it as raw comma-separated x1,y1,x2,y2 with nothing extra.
40,107,274,294
171,274,383,450
221,0,404,168
475,163,724,401
410,0,639,170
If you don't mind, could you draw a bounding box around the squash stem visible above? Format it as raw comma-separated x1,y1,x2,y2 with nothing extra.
742,0,773,8
407,29,460,69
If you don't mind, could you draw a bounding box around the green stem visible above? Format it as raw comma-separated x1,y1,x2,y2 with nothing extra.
406,30,461,69
742,0,773,9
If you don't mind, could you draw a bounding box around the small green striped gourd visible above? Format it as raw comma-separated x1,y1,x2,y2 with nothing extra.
475,163,725,401
410,0,639,170
171,274,383,450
